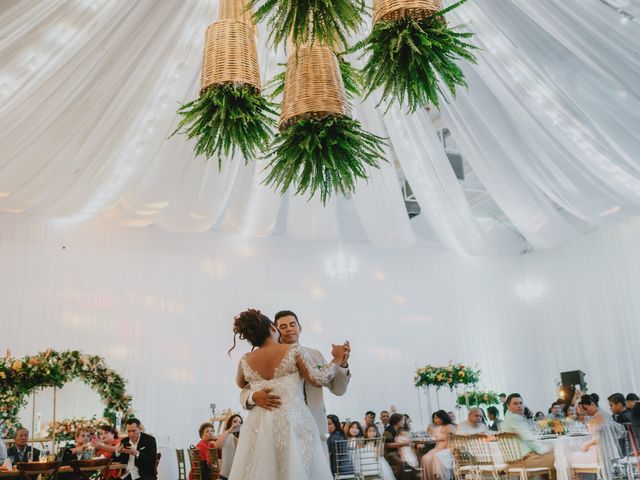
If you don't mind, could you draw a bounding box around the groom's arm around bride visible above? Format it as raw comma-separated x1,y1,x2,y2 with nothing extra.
239,310,351,435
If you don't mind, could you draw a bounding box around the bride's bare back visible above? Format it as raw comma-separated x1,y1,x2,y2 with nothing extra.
244,343,291,381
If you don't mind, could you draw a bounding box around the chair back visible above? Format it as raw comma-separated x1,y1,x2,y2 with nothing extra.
495,432,527,463
70,458,112,480
207,448,221,480
450,434,475,471
188,448,203,480
16,461,62,480
176,449,187,480
333,438,358,479
465,434,495,465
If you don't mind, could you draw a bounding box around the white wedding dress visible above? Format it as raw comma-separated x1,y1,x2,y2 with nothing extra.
229,344,335,480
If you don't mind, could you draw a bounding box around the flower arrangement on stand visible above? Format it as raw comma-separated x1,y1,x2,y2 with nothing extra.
46,417,109,443
414,363,480,390
456,390,500,407
0,350,133,437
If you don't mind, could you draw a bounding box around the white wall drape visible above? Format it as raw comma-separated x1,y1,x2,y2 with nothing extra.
3,213,640,477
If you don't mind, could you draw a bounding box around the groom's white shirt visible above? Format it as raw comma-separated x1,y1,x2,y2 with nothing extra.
239,345,351,436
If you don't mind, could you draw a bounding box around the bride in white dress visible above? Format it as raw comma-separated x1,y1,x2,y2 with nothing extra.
228,309,346,480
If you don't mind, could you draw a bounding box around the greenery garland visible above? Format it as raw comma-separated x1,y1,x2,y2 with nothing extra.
456,390,500,407
0,350,133,437
249,0,367,49
414,363,480,390
264,115,386,204
173,84,277,167
354,0,478,112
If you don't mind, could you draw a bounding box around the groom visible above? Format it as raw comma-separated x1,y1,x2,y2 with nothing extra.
239,310,351,437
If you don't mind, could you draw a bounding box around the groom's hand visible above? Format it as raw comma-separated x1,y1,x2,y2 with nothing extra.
341,341,351,367
253,388,282,410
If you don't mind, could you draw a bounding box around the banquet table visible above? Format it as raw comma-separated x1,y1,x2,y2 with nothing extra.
0,463,127,477
490,435,590,480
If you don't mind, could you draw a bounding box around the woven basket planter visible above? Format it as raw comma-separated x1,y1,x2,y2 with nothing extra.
173,0,275,163
372,0,442,24
279,43,350,130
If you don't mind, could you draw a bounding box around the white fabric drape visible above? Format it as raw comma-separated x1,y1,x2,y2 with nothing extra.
1,0,639,253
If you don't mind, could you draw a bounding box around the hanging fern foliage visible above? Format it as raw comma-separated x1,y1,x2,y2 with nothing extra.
264,115,386,204
172,84,277,168
249,0,367,49
355,0,478,113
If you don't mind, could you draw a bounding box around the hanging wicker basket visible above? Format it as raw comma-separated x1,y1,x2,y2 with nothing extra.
279,43,350,131
200,0,260,94
372,0,442,24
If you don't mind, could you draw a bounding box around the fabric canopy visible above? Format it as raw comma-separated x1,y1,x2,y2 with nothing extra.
0,0,638,255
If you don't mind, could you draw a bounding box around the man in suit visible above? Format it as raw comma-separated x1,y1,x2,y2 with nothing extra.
239,310,351,440
114,418,158,480
6,428,40,463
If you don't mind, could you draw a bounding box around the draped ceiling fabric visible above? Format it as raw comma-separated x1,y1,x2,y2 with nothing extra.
0,0,639,255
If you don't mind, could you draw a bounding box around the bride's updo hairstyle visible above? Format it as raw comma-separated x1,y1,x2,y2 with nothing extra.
228,308,274,354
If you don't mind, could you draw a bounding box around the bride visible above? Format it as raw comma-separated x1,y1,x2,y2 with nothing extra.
228,309,346,480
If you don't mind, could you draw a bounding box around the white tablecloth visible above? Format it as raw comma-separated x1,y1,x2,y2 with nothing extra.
490,435,590,480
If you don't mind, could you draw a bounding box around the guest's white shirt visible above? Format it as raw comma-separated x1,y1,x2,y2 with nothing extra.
126,437,141,480
456,420,489,435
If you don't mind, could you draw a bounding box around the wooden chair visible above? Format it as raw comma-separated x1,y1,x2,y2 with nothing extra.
496,433,554,480
465,434,507,480
16,461,61,480
70,458,112,480
188,448,222,480
176,449,187,480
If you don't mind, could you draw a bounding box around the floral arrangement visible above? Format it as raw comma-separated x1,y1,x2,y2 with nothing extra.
0,350,133,437
456,390,500,407
537,418,566,435
46,416,108,442
414,363,480,390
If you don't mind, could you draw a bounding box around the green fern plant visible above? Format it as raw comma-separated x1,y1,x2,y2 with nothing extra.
249,0,367,49
173,84,277,168
355,0,478,113
264,115,387,204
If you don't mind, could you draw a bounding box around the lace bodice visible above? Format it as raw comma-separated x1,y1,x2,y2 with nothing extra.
231,344,337,479
240,344,336,402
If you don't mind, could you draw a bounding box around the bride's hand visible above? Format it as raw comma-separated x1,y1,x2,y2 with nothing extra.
331,344,347,364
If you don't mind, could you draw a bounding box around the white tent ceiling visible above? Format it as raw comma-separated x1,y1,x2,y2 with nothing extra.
0,0,639,255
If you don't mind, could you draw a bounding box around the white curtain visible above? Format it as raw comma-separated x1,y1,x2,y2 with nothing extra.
1,0,639,253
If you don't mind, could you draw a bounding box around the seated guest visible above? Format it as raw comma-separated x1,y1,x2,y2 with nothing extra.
114,418,157,480
569,395,624,468
487,406,502,432
609,393,631,424
447,411,457,425
547,402,564,420
92,424,121,457
364,411,376,428
59,428,94,465
190,422,216,480
217,414,242,480
457,408,489,435
501,393,555,474
564,405,578,421
0,435,6,465
535,411,546,421
421,410,455,480
327,415,352,477
363,425,396,480
376,411,390,435
92,425,122,478
627,394,639,411
346,421,365,439
383,413,406,477
7,428,40,463
631,403,640,449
